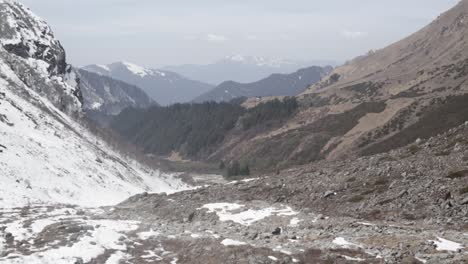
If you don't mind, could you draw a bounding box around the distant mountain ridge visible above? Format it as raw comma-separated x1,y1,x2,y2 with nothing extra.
83,62,214,105
164,55,336,85
77,69,156,125
193,65,333,103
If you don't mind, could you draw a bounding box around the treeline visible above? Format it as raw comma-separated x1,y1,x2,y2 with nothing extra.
241,97,298,130
111,101,244,157
220,160,250,178
110,97,299,160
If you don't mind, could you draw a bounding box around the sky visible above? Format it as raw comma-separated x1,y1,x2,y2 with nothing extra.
21,0,460,68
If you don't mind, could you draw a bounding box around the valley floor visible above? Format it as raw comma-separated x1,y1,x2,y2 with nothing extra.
0,178,466,264
3,124,468,263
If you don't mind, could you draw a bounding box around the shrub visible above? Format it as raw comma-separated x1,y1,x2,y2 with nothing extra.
447,170,468,179
459,186,468,194
241,97,298,130
408,144,419,155
226,161,250,177
348,195,365,203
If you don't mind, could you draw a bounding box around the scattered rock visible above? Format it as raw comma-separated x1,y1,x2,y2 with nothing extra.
272,228,282,235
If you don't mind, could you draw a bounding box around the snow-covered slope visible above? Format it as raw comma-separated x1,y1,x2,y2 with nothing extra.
83,62,214,105
0,0,188,208
77,69,155,125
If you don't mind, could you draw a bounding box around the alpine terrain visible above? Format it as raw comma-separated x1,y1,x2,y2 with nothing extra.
164,55,336,85
77,69,155,125
82,62,214,105
0,0,467,264
193,65,332,103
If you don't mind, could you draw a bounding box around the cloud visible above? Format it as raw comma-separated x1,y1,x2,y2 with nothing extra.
341,30,368,39
206,34,229,42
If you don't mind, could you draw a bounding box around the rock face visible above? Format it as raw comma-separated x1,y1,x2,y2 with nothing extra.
0,0,187,207
82,62,214,105
193,66,332,103
0,0,82,114
77,69,155,125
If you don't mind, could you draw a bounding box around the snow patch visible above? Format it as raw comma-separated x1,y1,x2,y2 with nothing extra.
201,203,298,226
105,251,129,264
221,239,247,246
415,256,427,263
430,237,464,252
1,220,139,264
289,217,302,227
343,255,365,262
333,237,362,248
268,256,278,261
138,229,160,240
122,61,150,77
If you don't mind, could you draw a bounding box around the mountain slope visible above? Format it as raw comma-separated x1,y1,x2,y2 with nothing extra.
209,0,468,171
164,55,336,85
0,0,186,207
78,69,155,115
193,66,332,103
83,62,214,105
77,69,156,125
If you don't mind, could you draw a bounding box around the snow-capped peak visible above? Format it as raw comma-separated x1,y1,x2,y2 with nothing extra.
96,64,111,72
87,61,168,78
121,61,151,77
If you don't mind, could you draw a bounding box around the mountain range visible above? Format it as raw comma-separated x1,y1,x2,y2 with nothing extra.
1,1,468,263
193,65,332,103
163,55,336,85
110,0,468,175
83,62,214,105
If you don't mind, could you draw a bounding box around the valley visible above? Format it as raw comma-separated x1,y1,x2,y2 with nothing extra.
0,0,467,263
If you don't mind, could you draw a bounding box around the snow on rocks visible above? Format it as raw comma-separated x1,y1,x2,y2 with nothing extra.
3,220,138,264
221,239,247,246
105,251,130,264
333,237,362,248
289,217,302,227
0,206,140,264
137,229,160,240
268,256,278,261
342,255,365,262
429,237,464,252
200,203,298,226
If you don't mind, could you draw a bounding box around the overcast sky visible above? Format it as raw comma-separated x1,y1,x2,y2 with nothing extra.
21,0,459,68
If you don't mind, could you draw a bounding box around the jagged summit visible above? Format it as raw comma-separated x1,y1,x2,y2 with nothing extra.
0,0,81,113
0,0,67,75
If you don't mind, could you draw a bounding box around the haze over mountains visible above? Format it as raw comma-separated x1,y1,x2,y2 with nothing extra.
83,62,214,105
164,55,336,85
110,0,468,174
193,65,332,103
